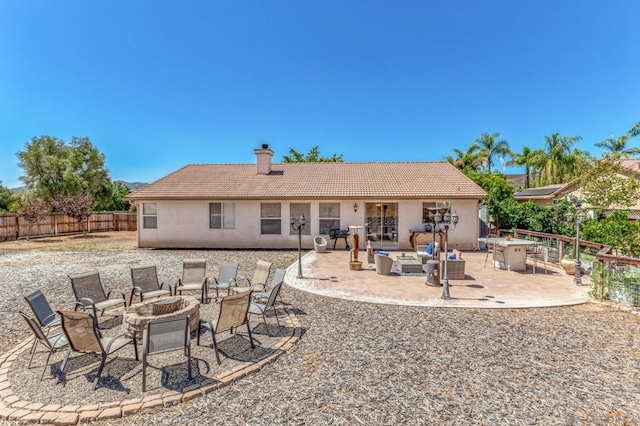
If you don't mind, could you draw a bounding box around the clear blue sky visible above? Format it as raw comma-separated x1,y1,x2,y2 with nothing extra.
1,1,638,188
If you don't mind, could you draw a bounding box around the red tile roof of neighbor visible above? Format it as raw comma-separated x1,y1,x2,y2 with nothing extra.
126,162,486,200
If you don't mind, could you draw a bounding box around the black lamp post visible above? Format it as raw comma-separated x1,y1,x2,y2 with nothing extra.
566,196,586,286
290,214,306,278
433,210,459,300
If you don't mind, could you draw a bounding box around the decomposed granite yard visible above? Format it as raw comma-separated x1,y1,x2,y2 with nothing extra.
0,232,639,425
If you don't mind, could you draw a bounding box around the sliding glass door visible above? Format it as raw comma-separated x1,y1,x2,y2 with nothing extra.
365,203,398,249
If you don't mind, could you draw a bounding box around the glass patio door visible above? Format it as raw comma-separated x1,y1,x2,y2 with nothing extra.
365,203,398,249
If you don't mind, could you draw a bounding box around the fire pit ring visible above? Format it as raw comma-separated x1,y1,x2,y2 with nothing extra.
122,295,200,338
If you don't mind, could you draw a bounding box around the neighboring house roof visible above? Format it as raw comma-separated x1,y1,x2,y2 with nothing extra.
514,183,572,201
126,162,487,201
619,159,640,177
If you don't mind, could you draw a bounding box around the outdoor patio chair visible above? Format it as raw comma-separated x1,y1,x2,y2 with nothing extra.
197,291,255,365
251,267,287,312
241,260,273,292
441,258,466,280
174,259,207,302
69,271,127,320
129,264,171,305
416,242,439,264
142,316,192,392
313,236,327,253
374,254,393,275
56,310,138,391
248,277,284,337
20,311,68,381
208,262,239,299
527,244,548,274
24,290,61,355
484,235,505,270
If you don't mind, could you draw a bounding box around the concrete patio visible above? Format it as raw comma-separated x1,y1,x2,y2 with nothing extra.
286,249,590,308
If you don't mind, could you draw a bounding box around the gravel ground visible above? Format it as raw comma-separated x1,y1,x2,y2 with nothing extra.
1,235,640,425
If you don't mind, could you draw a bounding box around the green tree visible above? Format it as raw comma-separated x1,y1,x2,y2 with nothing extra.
537,133,587,185
17,135,112,205
282,146,344,163
0,182,17,213
445,144,484,173
474,132,511,172
98,181,131,211
581,210,640,257
628,120,640,138
508,146,544,189
595,135,640,158
466,171,516,230
578,157,640,208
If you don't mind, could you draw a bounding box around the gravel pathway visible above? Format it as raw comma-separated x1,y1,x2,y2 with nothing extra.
1,245,639,424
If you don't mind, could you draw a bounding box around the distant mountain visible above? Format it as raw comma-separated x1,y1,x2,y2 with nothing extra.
10,180,148,193
116,181,148,191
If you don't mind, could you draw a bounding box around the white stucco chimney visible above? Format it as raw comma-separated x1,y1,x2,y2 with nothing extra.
254,143,274,175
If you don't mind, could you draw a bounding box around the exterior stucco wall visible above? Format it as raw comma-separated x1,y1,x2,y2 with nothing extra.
136,199,481,250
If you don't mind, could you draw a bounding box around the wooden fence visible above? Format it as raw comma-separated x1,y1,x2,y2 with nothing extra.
0,212,137,241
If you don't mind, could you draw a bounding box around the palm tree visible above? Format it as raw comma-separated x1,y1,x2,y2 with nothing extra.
595,135,640,158
628,120,640,138
445,144,483,172
536,133,590,185
474,132,511,172
508,146,544,189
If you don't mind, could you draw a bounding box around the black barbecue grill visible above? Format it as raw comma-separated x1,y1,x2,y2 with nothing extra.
329,228,350,250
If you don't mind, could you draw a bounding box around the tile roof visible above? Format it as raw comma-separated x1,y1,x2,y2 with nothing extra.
620,159,640,176
126,162,486,201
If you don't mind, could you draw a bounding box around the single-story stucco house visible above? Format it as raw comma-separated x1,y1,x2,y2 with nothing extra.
126,145,487,250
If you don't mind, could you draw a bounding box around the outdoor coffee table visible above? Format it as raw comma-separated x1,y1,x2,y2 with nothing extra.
396,256,424,274
122,295,200,338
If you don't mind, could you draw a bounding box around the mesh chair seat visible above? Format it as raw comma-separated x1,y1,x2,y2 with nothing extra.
197,291,254,364
98,334,135,354
57,310,138,391
94,298,128,312
209,263,239,299
247,275,284,337
130,265,169,305
175,259,207,302
69,271,126,321
136,289,171,300
175,283,202,292
20,311,69,381
250,268,287,313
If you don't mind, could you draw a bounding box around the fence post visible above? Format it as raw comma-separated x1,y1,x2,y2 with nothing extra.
14,214,19,240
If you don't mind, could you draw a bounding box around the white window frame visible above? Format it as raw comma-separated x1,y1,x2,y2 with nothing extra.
260,202,281,235
142,203,157,229
319,202,340,234
210,202,235,229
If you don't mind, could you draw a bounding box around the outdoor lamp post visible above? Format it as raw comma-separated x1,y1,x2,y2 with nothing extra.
566,197,586,286
290,214,306,278
434,210,459,300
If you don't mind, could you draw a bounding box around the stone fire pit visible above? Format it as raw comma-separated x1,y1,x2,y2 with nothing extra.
123,295,200,337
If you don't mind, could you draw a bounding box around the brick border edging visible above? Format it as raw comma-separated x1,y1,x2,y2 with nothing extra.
0,311,302,424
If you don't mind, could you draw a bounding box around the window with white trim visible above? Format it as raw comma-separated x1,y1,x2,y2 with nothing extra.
290,203,311,235
260,203,281,234
210,202,235,229
319,203,340,234
142,203,157,229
